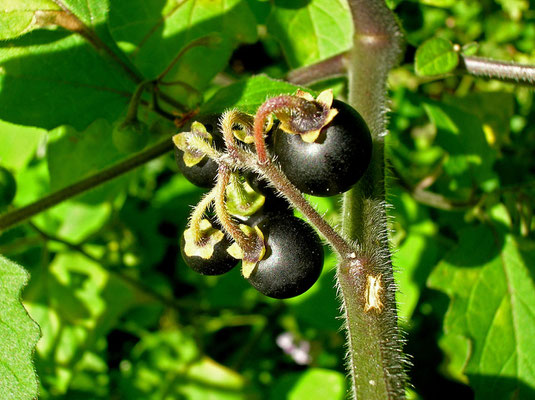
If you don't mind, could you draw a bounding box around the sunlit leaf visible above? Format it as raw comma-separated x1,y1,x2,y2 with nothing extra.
0,256,40,400
267,0,352,68
423,100,498,192
415,37,459,76
24,251,145,397
0,0,60,40
0,30,134,130
270,368,346,399
428,225,535,399
109,0,257,104
201,74,306,114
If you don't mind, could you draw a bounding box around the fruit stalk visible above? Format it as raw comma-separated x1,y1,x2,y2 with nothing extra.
214,164,252,252
338,1,408,399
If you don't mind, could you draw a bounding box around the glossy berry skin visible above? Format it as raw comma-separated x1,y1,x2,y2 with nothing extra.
174,114,222,188
247,214,323,299
0,166,16,207
271,99,372,197
180,231,238,276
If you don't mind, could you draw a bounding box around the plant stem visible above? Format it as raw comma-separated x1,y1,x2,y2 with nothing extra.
214,165,251,252
188,189,217,243
459,55,535,86
0,140,174,233
157,35,221,82
286,52,348,85
256,160,355,258
339,1,407,399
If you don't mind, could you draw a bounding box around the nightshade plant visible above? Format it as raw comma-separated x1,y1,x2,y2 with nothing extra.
0,1,535,400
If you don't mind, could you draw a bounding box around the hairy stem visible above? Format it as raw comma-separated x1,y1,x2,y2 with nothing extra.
286,52,348,85
0,140,174,233
188,189,217,243
459,55,535,86
256,160,355,258
214,165,251,252
339,1,407,399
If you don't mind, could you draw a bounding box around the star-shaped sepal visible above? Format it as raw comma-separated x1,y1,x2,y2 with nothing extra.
227,224,267,278
182,219,225,259
278,89,338,143
172,121,213,167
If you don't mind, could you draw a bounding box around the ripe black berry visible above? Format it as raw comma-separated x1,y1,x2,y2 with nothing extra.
180,220,238,275
246,214,323,299
271,100,372,197
174,115,222,188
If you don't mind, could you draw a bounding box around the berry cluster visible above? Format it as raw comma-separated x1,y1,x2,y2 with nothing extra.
174,90,372,299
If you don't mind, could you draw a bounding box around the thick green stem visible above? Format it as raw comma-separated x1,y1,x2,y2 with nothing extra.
338,1,407,399
0,140,173,233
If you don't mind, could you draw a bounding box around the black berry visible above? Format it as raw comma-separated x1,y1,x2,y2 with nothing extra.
271,100,372,197
180,220,238,275
174,115,222,188
247,214,323,299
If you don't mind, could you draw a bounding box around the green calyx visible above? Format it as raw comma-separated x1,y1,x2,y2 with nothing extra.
226,175,265,218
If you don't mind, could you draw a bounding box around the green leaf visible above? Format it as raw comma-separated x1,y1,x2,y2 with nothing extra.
415,37,459,76
0,256,40,400
24,250,143,396
119,329,250,399
428,226,535,399
270,368,346,399
390,189,444,323
56,0,136,70
444,92,514,149
0,120,45,171
0,0,60,40
108,0,257,95
47,118,132,204
418,0,455,7
0,30,134,130
267,0,353,68
201,74,306,114
423,100,498,192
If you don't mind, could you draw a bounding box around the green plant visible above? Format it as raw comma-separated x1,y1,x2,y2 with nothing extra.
0,166,16,207
1,1,534,399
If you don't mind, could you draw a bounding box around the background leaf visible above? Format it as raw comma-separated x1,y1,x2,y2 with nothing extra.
266,0,353,68
0,30,134,130
415,37,459,76
109,0,257,106
428,224,535,399
0,256,40,400
201,74,305,114
0,0,60,40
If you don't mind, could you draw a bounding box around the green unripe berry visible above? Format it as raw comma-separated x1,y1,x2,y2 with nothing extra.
112,119,149,153
0,166,16,207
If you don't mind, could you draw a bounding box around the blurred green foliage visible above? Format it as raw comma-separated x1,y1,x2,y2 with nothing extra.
0,0,534,399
